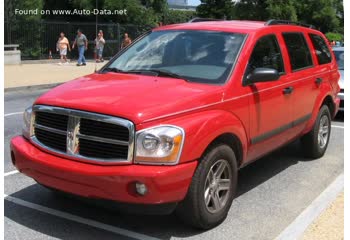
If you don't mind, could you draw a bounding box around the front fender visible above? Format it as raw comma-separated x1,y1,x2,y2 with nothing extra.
138,110,249,164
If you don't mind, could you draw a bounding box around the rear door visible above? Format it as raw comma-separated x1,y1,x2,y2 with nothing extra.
281,32,321,137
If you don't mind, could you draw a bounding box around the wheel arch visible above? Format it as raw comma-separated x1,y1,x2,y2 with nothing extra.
321,95,336,117
303,92,336,135
203,133,244,168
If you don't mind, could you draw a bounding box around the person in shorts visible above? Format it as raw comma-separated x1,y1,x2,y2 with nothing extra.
56,32,70,64
95,31,105,62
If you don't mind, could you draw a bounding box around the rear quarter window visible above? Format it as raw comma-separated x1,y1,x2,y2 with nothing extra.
308,33,332,65
282,32,313,71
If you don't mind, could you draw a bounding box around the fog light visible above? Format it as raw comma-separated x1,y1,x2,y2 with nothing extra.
135,182,148,196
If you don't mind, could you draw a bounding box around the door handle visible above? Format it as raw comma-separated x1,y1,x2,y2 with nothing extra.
283,86,294,95
315,78,323,85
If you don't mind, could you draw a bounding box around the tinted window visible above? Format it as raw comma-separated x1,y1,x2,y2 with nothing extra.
246,34,284,74
283,33,313,71
107,30,246,84
309,34,332,64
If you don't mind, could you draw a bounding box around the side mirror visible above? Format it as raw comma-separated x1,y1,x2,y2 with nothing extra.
243,68,280,86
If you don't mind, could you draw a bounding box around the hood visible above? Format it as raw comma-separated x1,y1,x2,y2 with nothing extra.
339,70,344,90
35,72,224,124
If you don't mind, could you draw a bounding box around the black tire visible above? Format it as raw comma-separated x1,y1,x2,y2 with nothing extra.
301,105,331,158
176,144,238,229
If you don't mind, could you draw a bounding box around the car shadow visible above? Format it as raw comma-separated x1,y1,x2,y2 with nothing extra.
4,137,338,239
334,111,344,122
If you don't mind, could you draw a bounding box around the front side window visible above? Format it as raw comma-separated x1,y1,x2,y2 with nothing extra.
105,30,246,84
309,33,332,65
282,32,313,71
246,34,285,75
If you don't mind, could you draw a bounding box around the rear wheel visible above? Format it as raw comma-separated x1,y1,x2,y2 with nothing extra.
176,144,238,229
301,105,331,158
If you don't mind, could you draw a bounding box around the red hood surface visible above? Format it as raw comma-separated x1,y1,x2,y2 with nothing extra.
35,72,224,124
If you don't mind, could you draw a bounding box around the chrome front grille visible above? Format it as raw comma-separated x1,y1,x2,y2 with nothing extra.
31,105,134,164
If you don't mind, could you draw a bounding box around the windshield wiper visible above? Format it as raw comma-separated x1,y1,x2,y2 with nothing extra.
125,69,189,82
102,67,126,73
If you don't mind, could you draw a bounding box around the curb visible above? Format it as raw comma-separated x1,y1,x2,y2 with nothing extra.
275,173,344,240
19,58,111,65
4,83,62,92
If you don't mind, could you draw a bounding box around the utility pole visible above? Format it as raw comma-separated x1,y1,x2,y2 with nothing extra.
96,0,98,36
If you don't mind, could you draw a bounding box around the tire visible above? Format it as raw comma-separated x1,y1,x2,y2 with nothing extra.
176,144,238,229
301,105,331,158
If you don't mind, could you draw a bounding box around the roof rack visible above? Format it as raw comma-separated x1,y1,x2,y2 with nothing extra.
265,19,315,29
188,18,223,23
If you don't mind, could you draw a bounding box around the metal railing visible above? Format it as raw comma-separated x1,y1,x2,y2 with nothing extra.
5,20,153,60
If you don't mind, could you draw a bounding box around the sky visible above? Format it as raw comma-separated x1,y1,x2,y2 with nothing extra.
188,0,201,6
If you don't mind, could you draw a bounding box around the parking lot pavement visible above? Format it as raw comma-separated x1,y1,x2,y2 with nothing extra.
4,88,344,240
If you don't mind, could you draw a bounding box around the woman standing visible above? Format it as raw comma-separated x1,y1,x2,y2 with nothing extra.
56,32,70,64
95,30,105,62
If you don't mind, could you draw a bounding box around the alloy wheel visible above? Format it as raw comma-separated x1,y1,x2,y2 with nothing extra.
318,115,330,149
204,159,232,214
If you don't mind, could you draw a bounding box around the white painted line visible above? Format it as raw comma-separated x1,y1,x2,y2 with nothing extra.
4,170,19,177
4,112,23,117
275,173,344,240
4,194,160,240
332,125,344,129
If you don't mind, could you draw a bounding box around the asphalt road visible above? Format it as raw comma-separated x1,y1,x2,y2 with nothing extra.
4,88,344,240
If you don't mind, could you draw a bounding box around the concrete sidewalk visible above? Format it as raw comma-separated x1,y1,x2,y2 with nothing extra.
301,192,344,240
4,61,105,89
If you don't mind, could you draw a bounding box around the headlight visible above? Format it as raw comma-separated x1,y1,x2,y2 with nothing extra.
135,125,185,165
22,106,34,139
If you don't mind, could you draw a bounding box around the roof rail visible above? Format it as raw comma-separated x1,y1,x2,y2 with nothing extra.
188,18,223,23
265,19,315,29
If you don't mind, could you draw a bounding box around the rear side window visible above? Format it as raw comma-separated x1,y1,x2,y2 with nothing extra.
246,34,284,74
282,32,313,71
308,33,332,65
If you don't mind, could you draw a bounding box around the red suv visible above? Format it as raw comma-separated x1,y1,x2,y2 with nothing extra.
11,19,340,229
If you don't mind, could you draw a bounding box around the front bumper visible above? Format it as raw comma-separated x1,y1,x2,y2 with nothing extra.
11,136,197,205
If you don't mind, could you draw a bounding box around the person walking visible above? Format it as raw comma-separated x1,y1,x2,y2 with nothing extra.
56,32,70,65
72,29,88,66
120,33,132,50
95,31,105,62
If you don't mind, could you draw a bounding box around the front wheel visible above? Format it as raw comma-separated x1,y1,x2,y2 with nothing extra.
301,105,331,158
176,144,238,229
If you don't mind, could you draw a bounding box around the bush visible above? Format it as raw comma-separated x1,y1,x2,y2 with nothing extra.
325,32,343,41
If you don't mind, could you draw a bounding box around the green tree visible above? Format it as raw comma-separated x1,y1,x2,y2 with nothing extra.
5,0,44,58
294,0,339,32
266,0,297,21
104,0,157,25
196,0,235,19
234,0,269,20
164,9,196,24
6,0,44,21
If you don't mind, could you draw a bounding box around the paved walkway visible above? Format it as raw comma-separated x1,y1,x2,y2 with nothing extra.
4,61,105,89
301,192,344,240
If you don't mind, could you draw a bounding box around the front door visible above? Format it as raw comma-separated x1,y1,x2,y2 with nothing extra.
244,34,294,162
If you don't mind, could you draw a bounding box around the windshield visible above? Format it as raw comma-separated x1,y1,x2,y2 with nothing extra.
334,50,344,70
105,30,246,84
